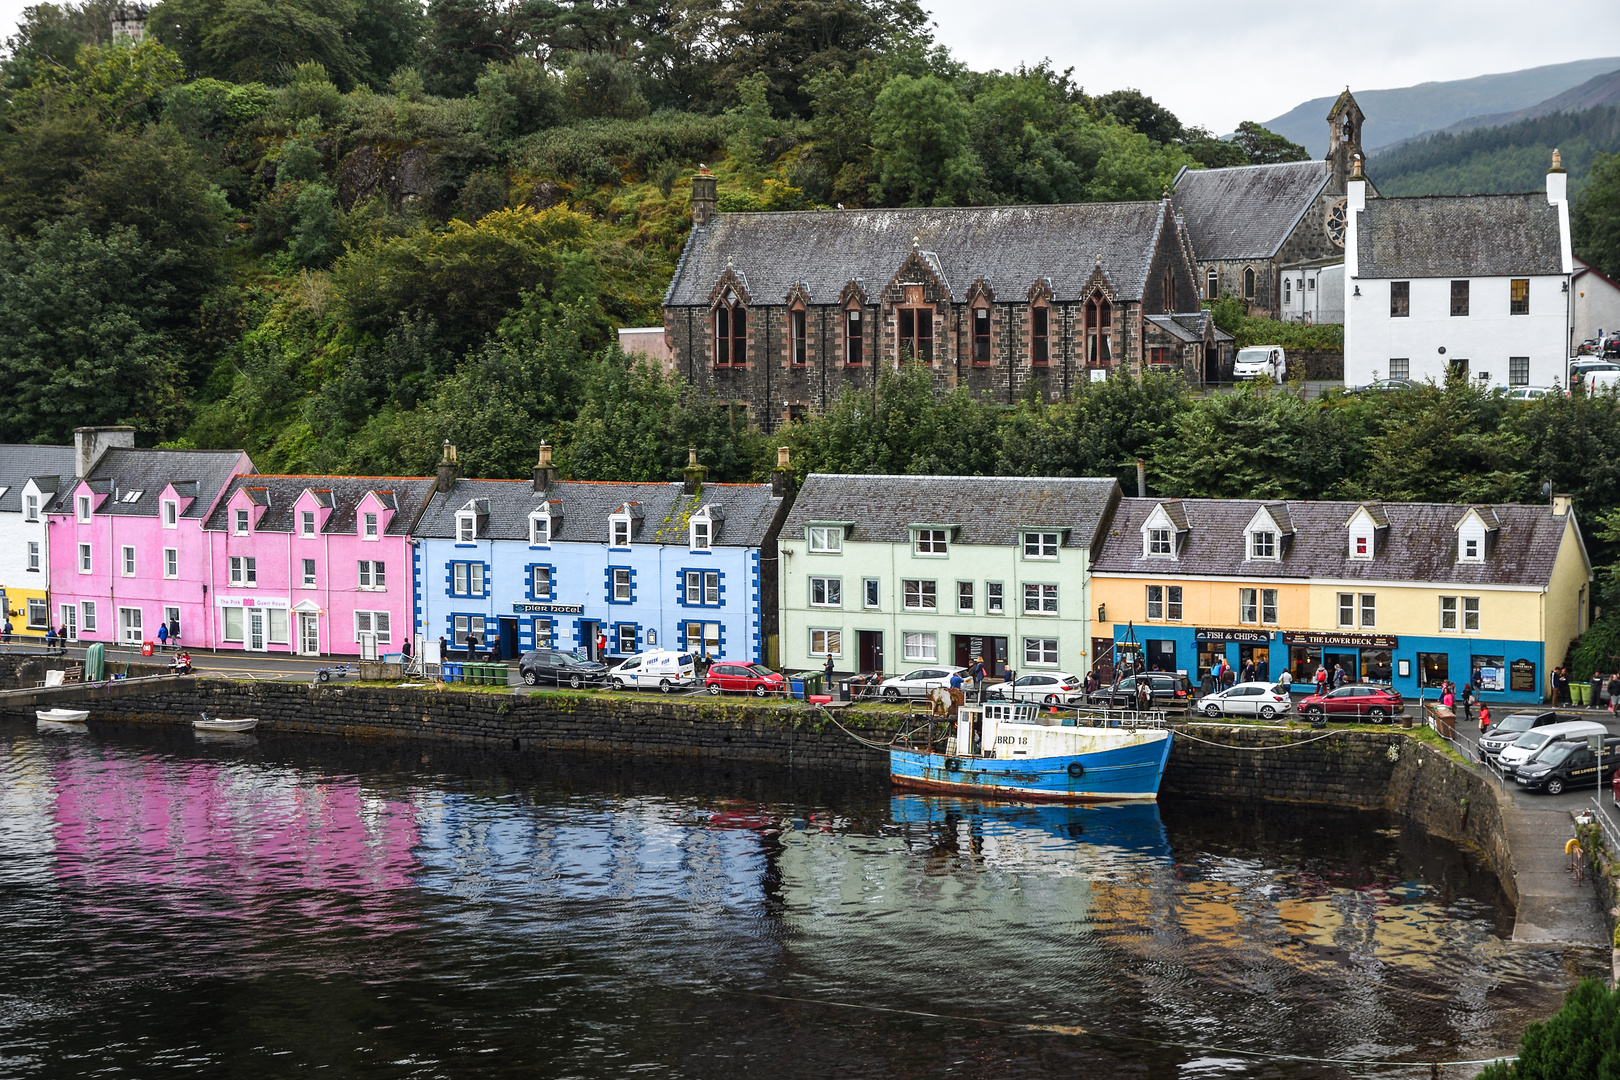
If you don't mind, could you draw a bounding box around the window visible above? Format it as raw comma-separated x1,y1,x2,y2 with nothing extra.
1251,531,1276,559
691,517,711,550
77,495,91,522
450,562,484,597
913,529,948,556
1390,281,1409,317
1388,358,1410,381
617,624,637,654
1510,278,1529,316
22,493,38,521
356,611,392,645
685,570,721,606
791,308,807,366
452,615,484,647
897,306,933,363
532,618,553,648
118,606,142,644
1353,534,1370,559
986,581,1005,614
810,576,842,607
1162,267,1176,312
1442,595,1480,632
1085,293,1112,366
27,541,40,571
79,543,91,573
1240,589,1259,624
1440,595,1458,631
845,307,863,366
611,518,631,547
164,549,177,579
457,514,475,543
301,510,316,537
1509,357,1529,386
363,512,379,538
228,556,257,586
957,580,974,613
121,546,135,576
235,508,249,534
810,629,842,657
303,558,316,587
1463,536,1481,561
1283,277,1291,305
1167,585,1183,621
863,578,879,609
1025,638,1058,666
1147,527,1172,556
358,560,385,589
1205,268,1218,300
1031,306,1049,365
1359,594,1376,628
82,602,96,632
611,568,632,602
1450,279,1469,317
715,295,746,367
903,580,936,610
1242,267,1256,300
27,598,47,630
1337,592,1355,628
1147,585,1163,620
1023,532,1059,559
527,565,550,598
530,515,550,545
162,500,176,527
1023,583,1058,614
808,526,842,553
904,632,938,661
1262,589,1278,625
972,307,991,365
1464,596,1480,632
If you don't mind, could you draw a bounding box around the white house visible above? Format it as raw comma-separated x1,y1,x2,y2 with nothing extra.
1279,258,1344,324
1344,154,1573,389
1573,257,1620,348
0,444,77,640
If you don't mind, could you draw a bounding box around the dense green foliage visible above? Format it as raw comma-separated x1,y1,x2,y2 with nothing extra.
1477,978,1620,1079
1369,104,1620,199
1575,152,1620,283
1208,295,1344,350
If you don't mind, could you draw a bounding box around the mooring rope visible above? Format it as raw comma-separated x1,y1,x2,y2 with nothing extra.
810,704,892,752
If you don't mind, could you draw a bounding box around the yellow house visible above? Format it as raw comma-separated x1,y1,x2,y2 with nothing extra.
1089,496,1590,703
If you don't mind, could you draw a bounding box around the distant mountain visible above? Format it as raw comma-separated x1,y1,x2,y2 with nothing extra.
1260,58,1620,157
1367,104,1620,198
1419,68,1620,139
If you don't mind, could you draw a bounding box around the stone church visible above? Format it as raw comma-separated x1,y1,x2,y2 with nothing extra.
1172,89,1374,317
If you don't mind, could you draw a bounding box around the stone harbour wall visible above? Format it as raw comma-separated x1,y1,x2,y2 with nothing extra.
0,654,170,691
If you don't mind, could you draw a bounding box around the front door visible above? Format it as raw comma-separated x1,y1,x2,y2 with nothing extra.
248,609,265,651
859,630,883,675
60,605,76,641
1204,343,1219,384
953,634,1007,670
499,618,519,660
299,612,319,656
580,620,599,660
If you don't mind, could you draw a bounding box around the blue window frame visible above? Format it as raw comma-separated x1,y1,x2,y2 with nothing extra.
447,561,486,598
530,617,553,649
614,622,640,655
677,568,724,607
605,566,636,604
526,563,555,601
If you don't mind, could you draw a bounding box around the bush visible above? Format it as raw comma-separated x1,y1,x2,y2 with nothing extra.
1570,617,1620,683
515,114,728,185
1476,977,1620,1079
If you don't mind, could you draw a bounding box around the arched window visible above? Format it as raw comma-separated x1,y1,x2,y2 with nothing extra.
1162,268,1176,313
1242,267,1256,301
844,304,863,366
790,305,806,367
897,303,933,363
1205,268,1218,300
1084,292,1112,367
1030,301,1049,365
714,290,746,367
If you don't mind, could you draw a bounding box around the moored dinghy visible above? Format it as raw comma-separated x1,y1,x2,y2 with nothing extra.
36,708,90,725
193,713,259,733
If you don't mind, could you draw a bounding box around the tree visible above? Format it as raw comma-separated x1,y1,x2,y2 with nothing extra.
1180,126,1249,169
419,0,545,99
350,0,426,87
149,0,369,88
1230,120,1309,165
473,56,565,144
1575,152,1620,283
869,73,981,206
561,51,648,120
1095,88,1182,145
1477,978,1620,1079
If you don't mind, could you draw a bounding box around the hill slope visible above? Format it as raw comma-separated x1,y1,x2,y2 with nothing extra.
1262,58,1620,156
1367,105,1620,197
1419,69,1620,139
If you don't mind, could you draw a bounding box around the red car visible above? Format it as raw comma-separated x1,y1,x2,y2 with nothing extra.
705,662,787,698
1298,683,1404,722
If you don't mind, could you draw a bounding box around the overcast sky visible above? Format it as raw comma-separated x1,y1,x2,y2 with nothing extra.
1,0,1617,133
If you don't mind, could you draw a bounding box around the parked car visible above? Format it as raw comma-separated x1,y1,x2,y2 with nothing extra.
1568,360,1620,395
1343,378,1417,395
610,650,698,693
1497,720,1608,774
1297,683,1404,721
877,666,966,701
1478,710,1560,756
1198,682,1293,720
519,648,609,689
1514,736,1620,795
1502,386,1556,401
1233,345,1287,382
705,661,787,698
1089,672,1194,709
986,671,1085,705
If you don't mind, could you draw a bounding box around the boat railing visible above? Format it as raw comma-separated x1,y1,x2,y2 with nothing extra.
890,713,950,753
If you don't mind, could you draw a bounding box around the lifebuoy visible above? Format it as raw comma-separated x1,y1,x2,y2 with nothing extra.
1067,762,1085,778
945,757,962,773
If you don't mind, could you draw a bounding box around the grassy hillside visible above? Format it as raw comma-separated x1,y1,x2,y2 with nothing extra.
1368,105,1620,197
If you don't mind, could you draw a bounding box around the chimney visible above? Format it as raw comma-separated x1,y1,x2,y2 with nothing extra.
1547,148,1567,206
532,442,559,491
692,165,717,227
682,447,708,496
1136,458,1146,498
1553,493,1574,517
772,446,795,497
436,440,459,493
73,425,134,478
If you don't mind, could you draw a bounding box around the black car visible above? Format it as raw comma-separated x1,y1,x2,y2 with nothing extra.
1090,672,1193,709
1514,736,1620,795
518,649,608,689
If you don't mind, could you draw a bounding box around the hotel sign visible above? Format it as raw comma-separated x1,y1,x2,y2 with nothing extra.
512,602,584,615
1282,630,1398,649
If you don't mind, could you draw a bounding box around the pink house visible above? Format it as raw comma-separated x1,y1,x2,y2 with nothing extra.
46,431,251,649
201,475,433,657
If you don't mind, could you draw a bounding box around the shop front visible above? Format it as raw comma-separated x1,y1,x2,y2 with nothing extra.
1110,625,1279,687
1398,636,1543,704
1281,631,1397,689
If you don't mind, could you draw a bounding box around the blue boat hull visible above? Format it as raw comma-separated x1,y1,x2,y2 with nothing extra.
889,731,1172,802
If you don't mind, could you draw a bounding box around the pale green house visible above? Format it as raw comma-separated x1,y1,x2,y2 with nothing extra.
778,474,1122,678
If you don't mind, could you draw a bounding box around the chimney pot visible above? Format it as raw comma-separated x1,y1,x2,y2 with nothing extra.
1553,493,1574,516
772,446,795,497
1136,458,1146,498
776,446,791,469
682,448,707,496
533,442,559,491
436,441,459,492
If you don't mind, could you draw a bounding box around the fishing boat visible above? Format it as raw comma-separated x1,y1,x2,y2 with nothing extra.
192,714,259,733
889,701,1172,802
36,708,89,725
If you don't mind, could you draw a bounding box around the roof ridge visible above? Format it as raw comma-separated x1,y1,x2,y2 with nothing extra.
707,200,1165,220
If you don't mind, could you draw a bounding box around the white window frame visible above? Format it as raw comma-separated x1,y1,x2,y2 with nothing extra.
82,601,97,632
355,610,393,645
1146,584,1163,620
903,631,938,662
809,628,843,657
956,580,973,613
1440,595,1458,631
25,493,39,522
234,508,250,535
863,578,880,610
1250,530,1277,560
163,548,178,579
118,606,143,645
1167,585,1182,622
1337,592,1355,629
808,526,842,554
1463,596,1480,633
685,570,721,606
1359,593,1376,629
612,568,632,602
121,545,136,577
913,528,948,556
77,495,91,522
1023,582,1058,615
987,581,1004,614
1261,588,1278,625
1024,637,1059,667
810,576,842,608
1146,527,1173,557
1023,532,1059,559
1240,588,1259,625
531,564,551,598
26,598,47,629
457,513,476,543
902,579,937,611
79,543,92,574
358,560,386,590
302,558,317,588
610,516,632,548
162,500,177,528
690,515,712,551
530,513,551,546
27,541,40,571
301,509,317,537
362,511,379,539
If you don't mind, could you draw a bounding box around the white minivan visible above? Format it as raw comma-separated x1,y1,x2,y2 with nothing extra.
609,650,697,693
1497,720,1608,774
1233,346,1287,383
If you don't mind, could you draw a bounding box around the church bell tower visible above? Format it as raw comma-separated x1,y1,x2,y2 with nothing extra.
1326,89,1365,192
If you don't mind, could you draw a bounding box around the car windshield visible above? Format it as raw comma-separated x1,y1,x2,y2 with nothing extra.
1516,731,1552,751
557,652,589,666
1533,743,1577,767
1236,348,1272,363
747,665,773,676
1496,715,1536,733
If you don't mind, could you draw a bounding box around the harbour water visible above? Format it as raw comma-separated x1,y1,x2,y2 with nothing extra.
0,718,1603,1078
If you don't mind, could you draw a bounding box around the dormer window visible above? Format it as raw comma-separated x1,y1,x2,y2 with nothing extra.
1250,531,1276,560
301,510,316,537
25,493,39,521
77,495,91,522
1456,510,1494,564
1463,537,1480,560
457,513,475,543
612,517,631,548
913,529,948,556
234,508,249,534
162,500,177,528
1147,528,1172,556
1352,533,1371,559
808,526,842,553
530,513,550,546
691,516,712,551
363,512,379,539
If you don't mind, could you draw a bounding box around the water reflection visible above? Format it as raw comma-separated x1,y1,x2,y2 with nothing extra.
0,719,1602,1078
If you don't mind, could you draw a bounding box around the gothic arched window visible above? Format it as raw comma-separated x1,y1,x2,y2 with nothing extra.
1084,292,1112,367
714,290,746,367
1242,267,1256,301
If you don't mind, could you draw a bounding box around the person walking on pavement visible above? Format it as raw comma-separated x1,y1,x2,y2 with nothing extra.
1241,659,1255,684
156,622,169,651
1314,664,1329,696
1,616,11,645
1278,668,1293,691
1256,657,1269,683
1553,666,1569,705
1479,703,1491,734
597,630,608,662
1608,673,1620,715
971,656,986,703
1458,680,1473,727
1592,670,1605,710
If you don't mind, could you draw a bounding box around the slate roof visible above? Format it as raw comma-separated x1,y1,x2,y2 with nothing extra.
1354,193,1565,278
665,201,1173,306
412,479,783,547
202,475,436,536
782,475,1122,549
1172,160,1329,261
62,448,247,519
1093,498,1575,586
0,444,75,514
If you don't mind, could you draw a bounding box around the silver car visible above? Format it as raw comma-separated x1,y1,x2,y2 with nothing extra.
1199,681,1293,721
877,666,966,701
986,671,1085,705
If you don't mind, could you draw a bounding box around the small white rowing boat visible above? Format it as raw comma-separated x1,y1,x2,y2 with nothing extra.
36,708,89,724
193,716,258,733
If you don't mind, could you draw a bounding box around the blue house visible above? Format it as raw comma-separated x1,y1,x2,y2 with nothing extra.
409,444,792,664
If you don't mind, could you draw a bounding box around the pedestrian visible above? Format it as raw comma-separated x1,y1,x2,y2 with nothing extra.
490,635,503,662
42,624,53,651
1241,659,1255,684
1555,666,1569,705
972,657,986,703
401,636,413,660
597,630,608,660
438,636,448,662
55,624,68,654
1278,668,1293,691
1592,670,1605,711
1442,682,1454,708
156,622,169,650
822,652,834,691
1256,657,1269,683
1479,703,1491,735
1314,664,1329,695
1458,680,1473,726
1609,672,1620,715
466,631,479,658
1,616,10,645
1333,663,1349,689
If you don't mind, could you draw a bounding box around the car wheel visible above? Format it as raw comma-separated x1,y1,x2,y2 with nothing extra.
1259,705,1277,720
1305,705,1324,717
754,684,768,698
708,684,721,695
569,674,583,689
1044,694,1058,705
1546,778,1565,796
522,670,538,686
660,679,672,693
883,687,900,702
1367,706,1388,722
1204,704,1222,718
612,677,626,691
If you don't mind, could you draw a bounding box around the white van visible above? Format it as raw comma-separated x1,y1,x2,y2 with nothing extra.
1233,346,1287,383
1498,720,1608,774
609,650,697,693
